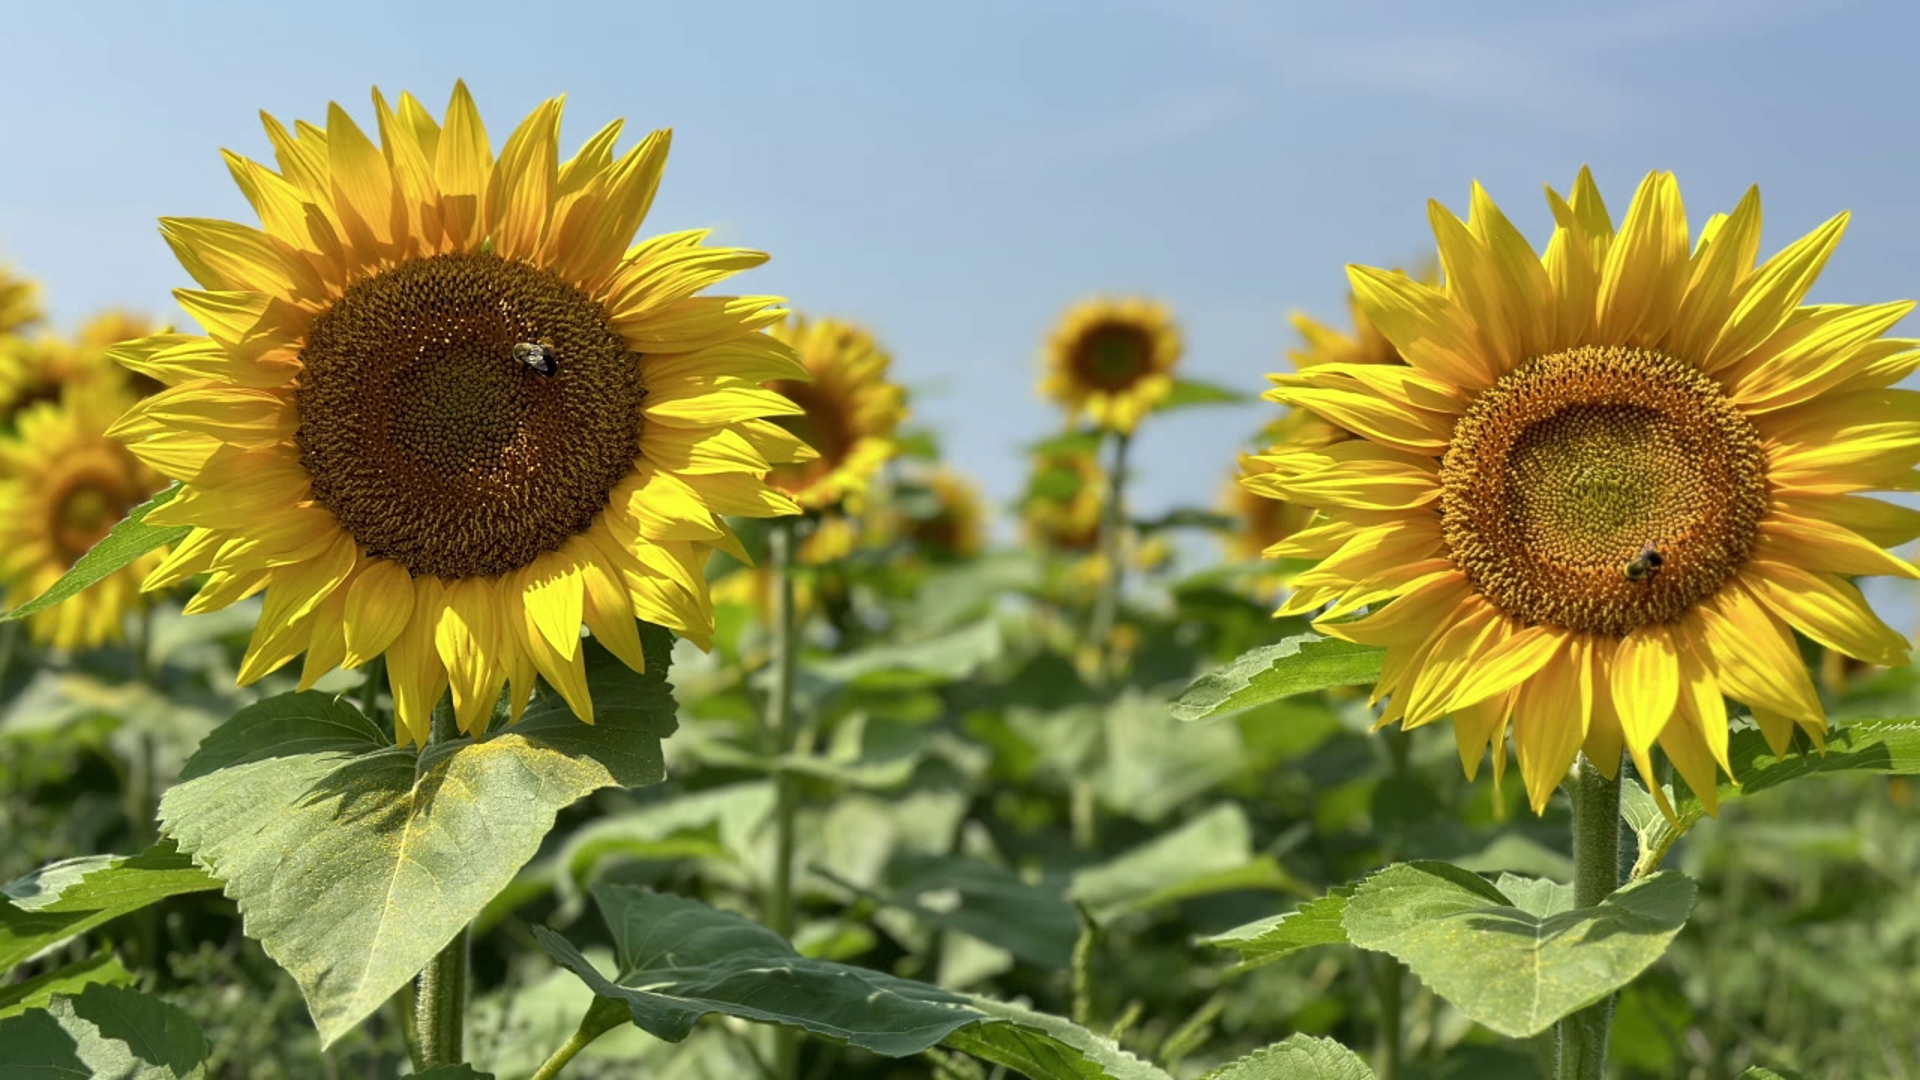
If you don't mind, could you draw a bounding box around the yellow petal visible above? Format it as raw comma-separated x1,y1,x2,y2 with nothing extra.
521,548,586,660
1610,624,1679,760
342,557,414,668
388,576,448,745
1511,641,1593,815
1742,562,1910,666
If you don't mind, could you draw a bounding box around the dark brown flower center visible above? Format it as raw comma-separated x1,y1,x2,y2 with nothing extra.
767,379,854,497
1069,321,1155,391
1440,345,1766,636
52,471,136,563
295,252,643,580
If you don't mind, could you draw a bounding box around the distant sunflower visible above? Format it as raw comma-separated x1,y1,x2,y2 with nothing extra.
1040,298,1181,434
0,312,160,430
1023,449,1105,554
765,315,906,512
1224,454,1310,564
1249,170,1919,814
0,256,42,338
106,84,808,744
0,393,164,649
905,468,987,561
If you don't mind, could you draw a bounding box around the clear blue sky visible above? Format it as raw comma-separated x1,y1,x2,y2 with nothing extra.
1,0,1916,530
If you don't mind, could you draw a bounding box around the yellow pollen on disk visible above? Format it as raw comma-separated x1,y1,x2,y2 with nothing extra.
1440,345,1767,636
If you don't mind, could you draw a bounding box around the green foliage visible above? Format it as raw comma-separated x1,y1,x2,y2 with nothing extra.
2,483,188,621
0,949,136,1019
1201,1034,1376,1078
1173,633,1384,721
1157,379,1250,412
1340,863,1696,1037
0,983,208,1079
1202,890,1353,972
0,844,218,971
156,635,677,1047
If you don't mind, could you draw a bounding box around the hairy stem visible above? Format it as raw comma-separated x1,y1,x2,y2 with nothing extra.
1087,431,1131,671
1557,753,1623,1080
767,518,802,1079
412,700,469,1070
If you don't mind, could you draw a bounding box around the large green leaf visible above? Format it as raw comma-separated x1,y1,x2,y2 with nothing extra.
0,844,219,972
538,886,1175,1079
1173,633,1383,722
2,483,188,622
534,885,983,1055
942,996,1175,1080
1070,804,1302,923
1200,1034,1375,1079
1340,863,1695,1037
1201,890,1352,973
158,632,678,1047
0,950,136,1020
0,984,208,1079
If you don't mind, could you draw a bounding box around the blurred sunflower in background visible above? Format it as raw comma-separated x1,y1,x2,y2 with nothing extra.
0,391,164,649
765,314,906,513
1040,297,1181,434
1249,169,1919,813
1023,447,1105,557
0,255,43,339
0,312,160,431
903,467,987,562
105,84,808,743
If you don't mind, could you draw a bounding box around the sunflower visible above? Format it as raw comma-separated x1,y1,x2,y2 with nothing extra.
1023,449,1105,555
0,256,42,339
105,84,810,744
764,315,906,512
1040,297,1182,434
0,392,164,649
0,312,160,431
1248,169,1919,814
904,467,987,561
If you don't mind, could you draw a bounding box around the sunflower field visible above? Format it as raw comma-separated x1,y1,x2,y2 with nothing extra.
2,67,1920,1080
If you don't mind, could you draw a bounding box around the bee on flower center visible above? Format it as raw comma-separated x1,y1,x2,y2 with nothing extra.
513,339,557,377
1623,542,1665,583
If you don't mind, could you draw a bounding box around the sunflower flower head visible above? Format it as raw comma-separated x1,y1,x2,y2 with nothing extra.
1040,297,1182,435
905,467,988,562
1023,448,1105,556
764,315,906,513
0,312,158,433
1249,169,1920,815
104,84,809,744
0,392,165,649
0,256,43,339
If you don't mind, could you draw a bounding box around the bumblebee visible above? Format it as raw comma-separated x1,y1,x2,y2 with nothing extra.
513,340,557,377
1624,543,1664,583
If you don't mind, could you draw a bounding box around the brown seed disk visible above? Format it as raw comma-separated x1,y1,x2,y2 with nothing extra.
1068,321,1156,391
52,467,139,564
295,252,643,580
766,377,855,496
1440,345,1766,637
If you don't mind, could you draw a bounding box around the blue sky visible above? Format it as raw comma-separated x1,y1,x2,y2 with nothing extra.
0,0,1915,532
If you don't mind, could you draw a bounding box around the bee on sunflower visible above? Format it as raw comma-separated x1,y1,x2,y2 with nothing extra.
103,84,813,744
1245,170,1919,814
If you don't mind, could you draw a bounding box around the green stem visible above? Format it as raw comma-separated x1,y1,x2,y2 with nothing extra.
1372,954,1403,1080
412,699,469,1070
529,998,628,1080
1557,752,1622,1080
766,518,802,1080
1087,431,1131,672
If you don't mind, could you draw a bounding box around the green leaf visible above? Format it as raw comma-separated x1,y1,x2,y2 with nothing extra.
806,620,1003,686
157,632,678,1047
941,996,1175,1080
533,885,985,1055
1200,890,1352,972
413,1068,496,1079
0,950,137,1019
2,483,188,622
1134,509,1237,534
1739,1069,1809,1080
848,855,1080,968
1704,714,1920,804
0,844,220,972
538,886,1174,1079
0,984,208,1079
1070,804,1303,923
1199,1034,1375,1079
1029,430,1107,457
1156,379,1250,412
1173,633,1384,722
1340,862,1696,1037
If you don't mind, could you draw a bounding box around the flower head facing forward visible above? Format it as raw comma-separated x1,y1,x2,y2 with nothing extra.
1249,170,1919,814
1040,298,1182,434
106,84,809,744
0,392,165,649
764,315,905,512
